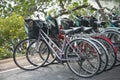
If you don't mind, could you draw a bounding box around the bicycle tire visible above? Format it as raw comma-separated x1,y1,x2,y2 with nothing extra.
13,38,39,70
90,38,108,74
102,30,119,65
93,36,117,70
26,39,49,69
65,38,101,78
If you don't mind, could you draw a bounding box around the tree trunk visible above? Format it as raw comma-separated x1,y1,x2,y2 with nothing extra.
95,0,102,8
54,4,97,18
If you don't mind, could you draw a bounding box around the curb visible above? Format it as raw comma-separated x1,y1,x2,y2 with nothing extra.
0,58,13,64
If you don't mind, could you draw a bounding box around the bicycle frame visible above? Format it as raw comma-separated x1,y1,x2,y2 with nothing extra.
38,28,81,61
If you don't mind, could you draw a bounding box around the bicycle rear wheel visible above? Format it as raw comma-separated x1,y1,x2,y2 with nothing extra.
65,38,101,78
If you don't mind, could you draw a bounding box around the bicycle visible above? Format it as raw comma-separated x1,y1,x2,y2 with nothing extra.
24,17,102,78
70,10,119,68
61,10,117,71
44,14,108,74
13,19,50,70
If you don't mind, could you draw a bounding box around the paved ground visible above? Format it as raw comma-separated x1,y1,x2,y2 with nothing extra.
0,58,120,80
0,63,120,80
0,58,17,71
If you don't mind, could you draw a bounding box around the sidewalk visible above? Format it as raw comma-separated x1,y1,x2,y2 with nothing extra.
0,56,45,71
0,58,17,71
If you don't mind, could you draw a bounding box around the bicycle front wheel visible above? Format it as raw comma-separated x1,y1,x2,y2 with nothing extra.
13,38,39,71
93,36,117,70
90,38,108,74
26,39,49,69
101,30,118,66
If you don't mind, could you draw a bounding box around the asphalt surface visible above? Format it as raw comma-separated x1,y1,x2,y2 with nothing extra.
0,62,120,80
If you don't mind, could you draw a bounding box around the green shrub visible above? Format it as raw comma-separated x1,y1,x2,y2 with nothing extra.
0,47,12,60
0,13,26,59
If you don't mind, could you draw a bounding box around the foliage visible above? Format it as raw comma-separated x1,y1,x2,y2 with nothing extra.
0,0,116,59
0,0,36,18
0,13,25,59
0,46,12,60
0,0,119,18
0,0,90,59
0,0,90,18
